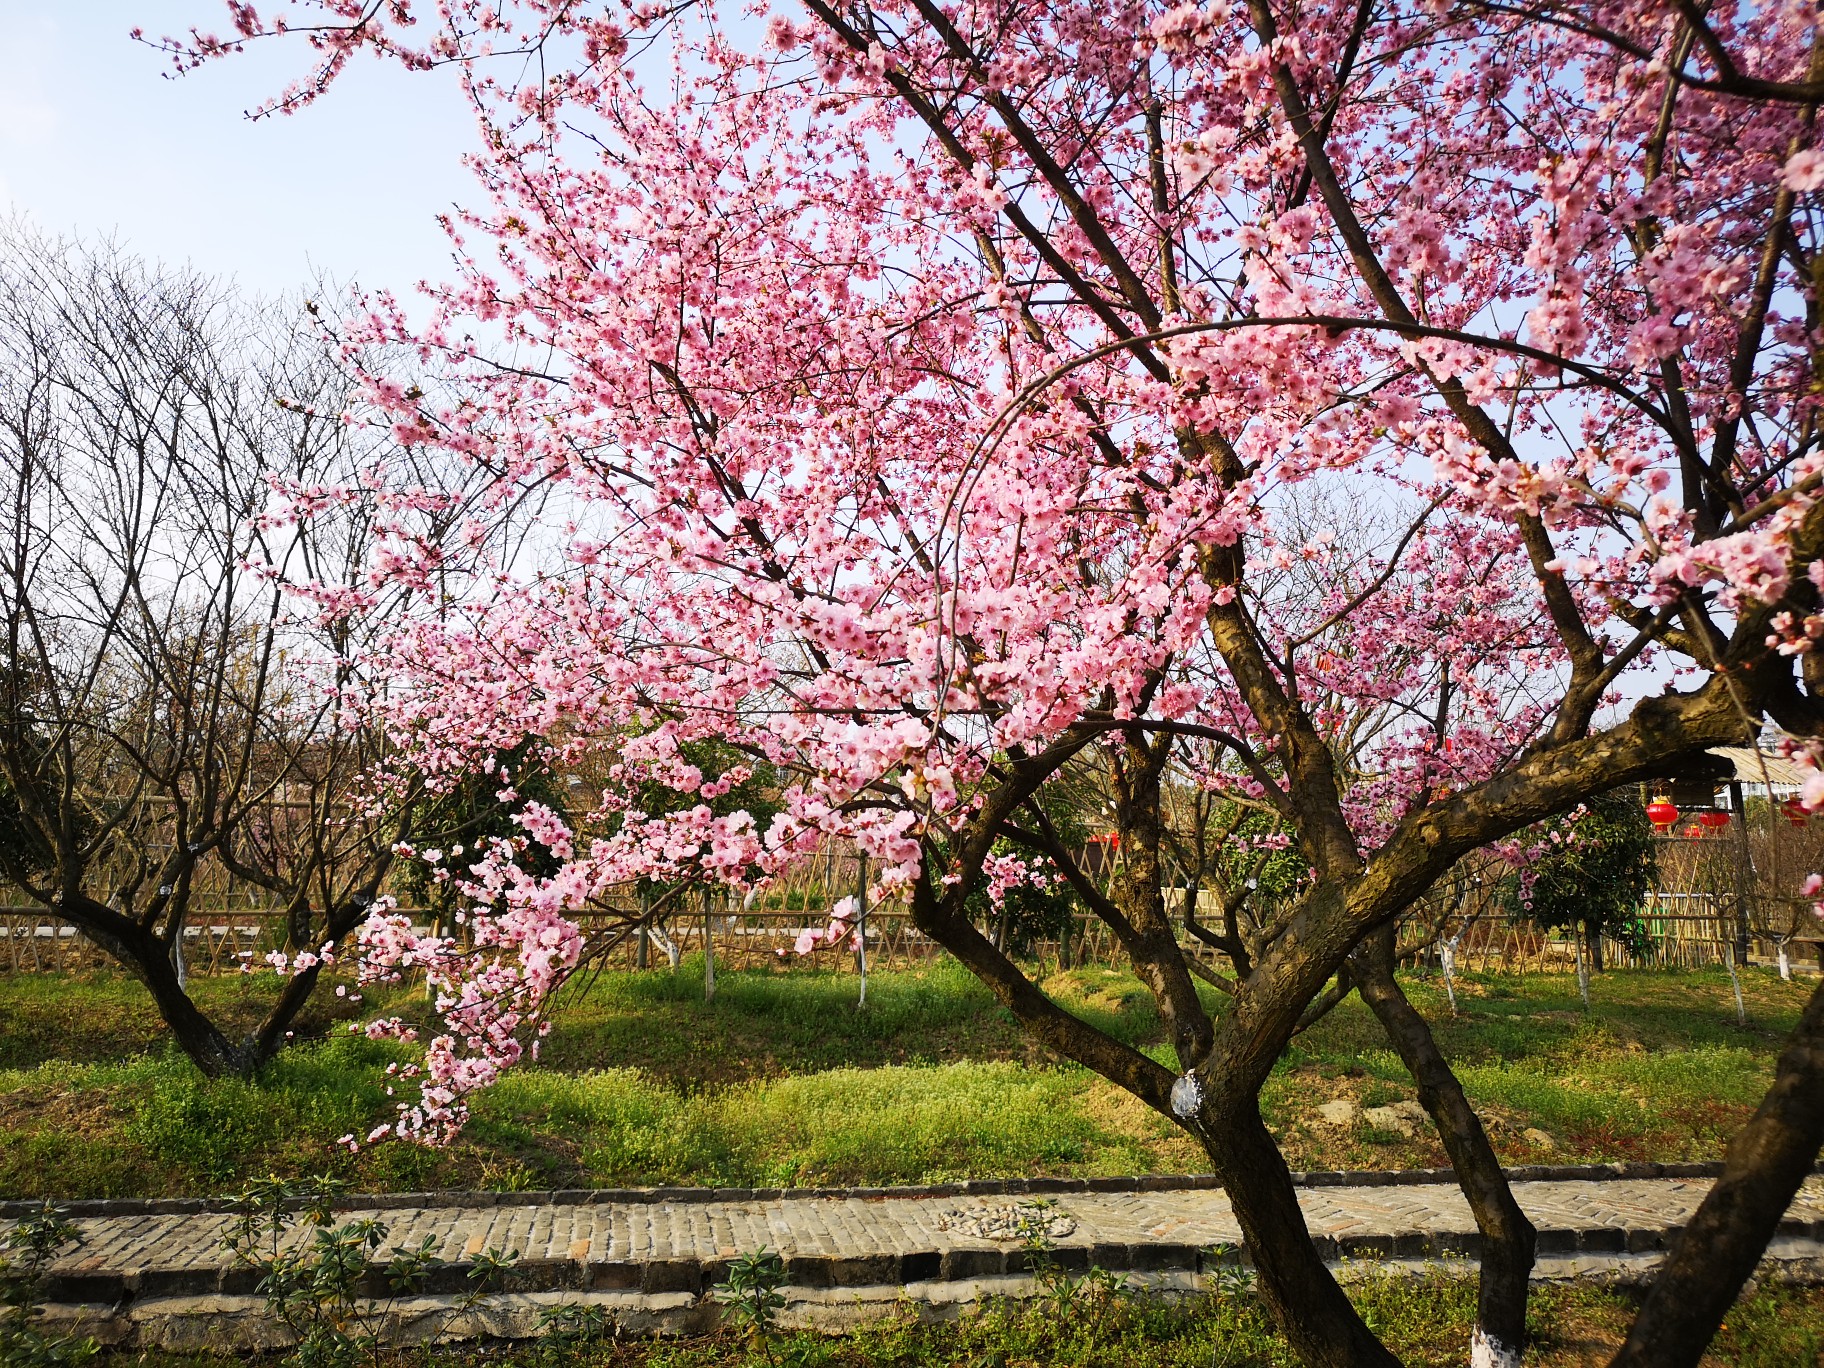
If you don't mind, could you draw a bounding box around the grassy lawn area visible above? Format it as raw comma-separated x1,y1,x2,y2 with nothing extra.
99,1275,1824,1368
0,960,1814,1199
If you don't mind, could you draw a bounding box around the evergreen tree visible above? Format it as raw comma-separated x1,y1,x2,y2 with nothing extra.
1501,789,1657,971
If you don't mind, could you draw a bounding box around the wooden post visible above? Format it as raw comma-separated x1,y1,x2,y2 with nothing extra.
855,852,869,1009
703,886,716,1001
636,886,650,970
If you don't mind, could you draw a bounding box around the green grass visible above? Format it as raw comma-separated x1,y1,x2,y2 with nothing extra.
474,1060,1159,1188
0,971,368,1073
1264,967,1812,1171
0,960,1815,1198
101,1274,1824,1368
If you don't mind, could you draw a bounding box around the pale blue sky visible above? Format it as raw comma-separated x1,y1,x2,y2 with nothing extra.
0,3,477,298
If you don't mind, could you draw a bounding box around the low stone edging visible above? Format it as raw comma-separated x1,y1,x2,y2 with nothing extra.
40,1210,1824,1308
31,1242,1824,1350
15,1167,1824,1349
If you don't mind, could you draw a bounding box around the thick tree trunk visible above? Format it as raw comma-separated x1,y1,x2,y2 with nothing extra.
1586,920,1604,974
1201,1100,1403,1368
61,895,256,1077
1609,977,1824,1368
122,931,253,1076
1112,737,1215,1068
910,839,1394,1368
1353,934,1534,1367
154,979,254,1077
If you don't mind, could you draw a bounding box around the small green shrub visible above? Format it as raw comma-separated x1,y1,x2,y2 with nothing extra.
0,1203,96,1368
715,1249,787,1356
223,1175,517,1368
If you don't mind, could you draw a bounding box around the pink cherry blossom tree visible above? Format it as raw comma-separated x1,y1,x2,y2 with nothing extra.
172,0,1824,1363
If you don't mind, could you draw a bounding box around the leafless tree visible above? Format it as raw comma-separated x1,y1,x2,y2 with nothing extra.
0,224,419,1077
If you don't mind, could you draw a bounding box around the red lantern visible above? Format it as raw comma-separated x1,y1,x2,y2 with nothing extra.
1683,822,1704,839
1645,794,1678,832
1699,810,1731,832
1782,797,1810,827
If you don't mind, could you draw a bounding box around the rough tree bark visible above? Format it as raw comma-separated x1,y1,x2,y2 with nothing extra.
1353,929,1536,1367
1609,976,1824,1368
1200,1098,1405,1368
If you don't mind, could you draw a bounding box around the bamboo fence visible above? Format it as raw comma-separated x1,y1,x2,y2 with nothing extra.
8,897,1790,979
0,904,288,976
6,823,1822,978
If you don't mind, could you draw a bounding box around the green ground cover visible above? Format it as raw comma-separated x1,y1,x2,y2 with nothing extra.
0,961,1813,1198
96,1275,1824,1368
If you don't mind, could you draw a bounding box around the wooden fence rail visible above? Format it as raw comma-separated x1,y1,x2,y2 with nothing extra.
0,906,289,976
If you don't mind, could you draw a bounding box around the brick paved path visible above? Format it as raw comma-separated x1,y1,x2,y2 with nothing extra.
30,1172,1824,1299
17,1171,1824,1348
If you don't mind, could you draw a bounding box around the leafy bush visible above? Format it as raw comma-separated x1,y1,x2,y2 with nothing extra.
0,1204,95,1368
1499,788,1657,964
715,1249,787,1356
223,1175,517,1368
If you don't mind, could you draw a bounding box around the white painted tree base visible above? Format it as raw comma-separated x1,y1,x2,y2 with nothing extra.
1470,1326,1522,1368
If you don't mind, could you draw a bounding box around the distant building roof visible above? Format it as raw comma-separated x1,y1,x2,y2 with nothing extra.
1706,747,1813,790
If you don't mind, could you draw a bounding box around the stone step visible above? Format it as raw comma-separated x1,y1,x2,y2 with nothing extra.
11,1170,1824,1349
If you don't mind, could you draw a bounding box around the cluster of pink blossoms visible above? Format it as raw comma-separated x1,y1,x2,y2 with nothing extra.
168,0,1824,1145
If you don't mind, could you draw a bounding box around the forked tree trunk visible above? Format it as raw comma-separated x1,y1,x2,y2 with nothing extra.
166,1006,255,1077
1354,932,1535,1368
65,892,346,1080
127,933,255,1077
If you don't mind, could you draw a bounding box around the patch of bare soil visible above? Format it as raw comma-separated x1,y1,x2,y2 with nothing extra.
1266,1066,1571,1173
1077,1076,1205,1171
0,1083,132,1138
